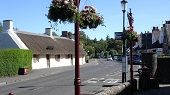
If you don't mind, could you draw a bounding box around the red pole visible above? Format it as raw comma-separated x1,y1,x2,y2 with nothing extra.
74,0,81,95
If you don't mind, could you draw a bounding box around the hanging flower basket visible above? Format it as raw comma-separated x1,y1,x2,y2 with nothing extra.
79,6,104,29
125,29,138,42
47,0,77,23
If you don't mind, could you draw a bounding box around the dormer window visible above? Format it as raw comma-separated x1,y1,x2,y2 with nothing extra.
46,46,54,50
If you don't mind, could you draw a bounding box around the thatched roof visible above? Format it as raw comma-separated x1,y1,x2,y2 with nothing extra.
16,31,86,55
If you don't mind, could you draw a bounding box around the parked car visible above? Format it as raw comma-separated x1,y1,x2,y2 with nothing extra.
113,55,122,61
107,57,113,61
128,55,142,65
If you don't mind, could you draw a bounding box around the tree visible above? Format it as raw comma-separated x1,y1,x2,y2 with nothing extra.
0,22,2,32
106,35,110,41
114,40,123,54
93,38,97,43
107,38,115,51
78,32,123,58
84,45,95,58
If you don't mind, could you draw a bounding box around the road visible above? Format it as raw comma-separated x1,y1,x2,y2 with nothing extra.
0,59,130,95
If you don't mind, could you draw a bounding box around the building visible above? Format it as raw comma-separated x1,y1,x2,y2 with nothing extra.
0,20,86,69
136,31,153,51
152,27,164,49
162,21,170,54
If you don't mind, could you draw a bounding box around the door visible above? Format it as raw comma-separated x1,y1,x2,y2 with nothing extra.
71,54,73,65
46,54,50,68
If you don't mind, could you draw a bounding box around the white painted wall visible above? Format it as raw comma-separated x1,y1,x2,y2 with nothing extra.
50,54,71,67
32,55,48,69
32,54,86,69
72,56,86,65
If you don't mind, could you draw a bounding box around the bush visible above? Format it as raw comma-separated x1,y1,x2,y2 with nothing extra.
0,49,32,77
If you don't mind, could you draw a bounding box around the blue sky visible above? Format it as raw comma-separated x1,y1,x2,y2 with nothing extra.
0,0,170,40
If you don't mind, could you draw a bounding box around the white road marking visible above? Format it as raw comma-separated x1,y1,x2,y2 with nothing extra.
83,78,119,84
103,79,119,84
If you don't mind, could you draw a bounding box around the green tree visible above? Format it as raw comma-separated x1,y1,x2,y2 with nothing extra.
109,49,118,57
84,45,95,58
78,31,123,58
93,38,97,43
114,40,122,54
0,22,2,32
106,35,110,41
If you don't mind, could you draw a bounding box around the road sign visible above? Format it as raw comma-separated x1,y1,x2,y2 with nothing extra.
115,32,123,40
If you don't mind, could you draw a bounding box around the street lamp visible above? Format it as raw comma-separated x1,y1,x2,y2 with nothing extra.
121,0,128,83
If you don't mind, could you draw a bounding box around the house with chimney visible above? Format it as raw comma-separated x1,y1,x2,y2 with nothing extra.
0,20,86,69
161,21,170,54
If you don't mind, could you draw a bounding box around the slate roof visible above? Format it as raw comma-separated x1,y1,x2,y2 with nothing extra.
0,33,19,49
16,31,86,55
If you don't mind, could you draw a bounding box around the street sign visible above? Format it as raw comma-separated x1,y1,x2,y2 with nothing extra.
115,32,123,40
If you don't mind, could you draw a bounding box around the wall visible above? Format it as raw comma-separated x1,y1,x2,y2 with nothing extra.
32,55,48,69
32,54,86,69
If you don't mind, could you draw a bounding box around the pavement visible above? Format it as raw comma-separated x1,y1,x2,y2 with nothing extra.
134,84,170,95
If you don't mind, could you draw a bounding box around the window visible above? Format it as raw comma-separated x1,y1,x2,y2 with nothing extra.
55,55,60,62
65,54,70,59
33,54,39,63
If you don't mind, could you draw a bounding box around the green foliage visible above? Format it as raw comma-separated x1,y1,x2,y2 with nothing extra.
104,51,109,58
0,22,2,32
0,49,32,77
125,29,138,42
84,45,95,58
109,49,118,57
79,32,123,58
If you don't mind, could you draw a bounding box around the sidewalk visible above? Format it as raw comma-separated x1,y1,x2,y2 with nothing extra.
134,84,170,95
0,59,98,86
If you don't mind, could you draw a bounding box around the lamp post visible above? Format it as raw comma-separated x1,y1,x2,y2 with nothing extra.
121,0,128,83
74,0,81,95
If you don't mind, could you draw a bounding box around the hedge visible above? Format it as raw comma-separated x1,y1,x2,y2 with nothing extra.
0,49,32,77
155,57,170,83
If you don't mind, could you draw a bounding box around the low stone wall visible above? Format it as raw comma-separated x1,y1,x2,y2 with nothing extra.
95,82,131,95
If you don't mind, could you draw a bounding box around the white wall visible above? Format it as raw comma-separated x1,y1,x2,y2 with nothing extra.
72,56,86,65
32,54,86,69
32,55,48,69
50,54,72,67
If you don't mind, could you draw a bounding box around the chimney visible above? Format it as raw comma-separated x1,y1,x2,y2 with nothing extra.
3,20,13,32
156,27,159,30
62,31,68,38
45,28,52,37
166,21,170,24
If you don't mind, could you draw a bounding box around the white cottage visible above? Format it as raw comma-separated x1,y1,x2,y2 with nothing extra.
0,20,86,69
